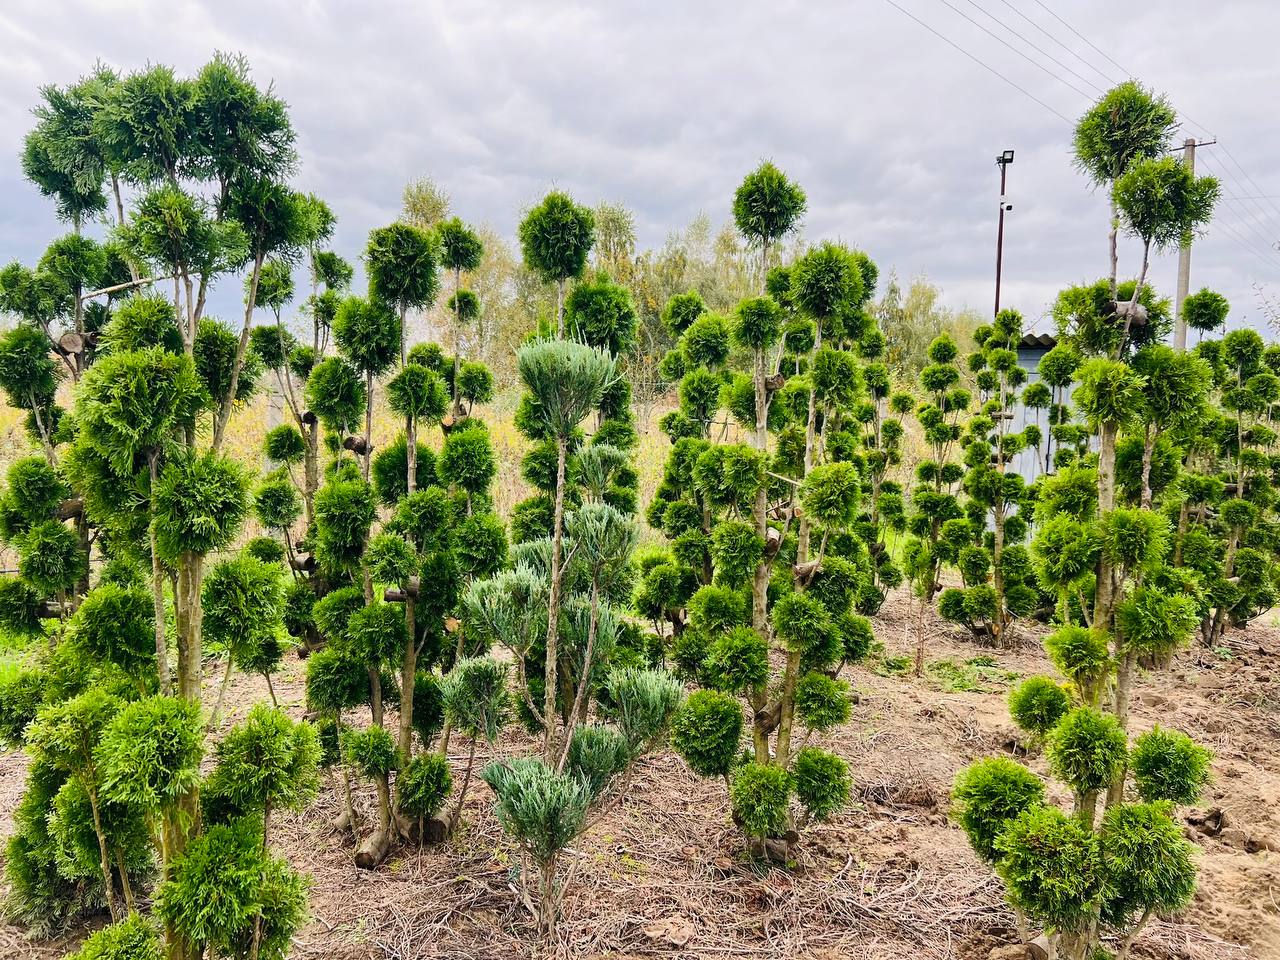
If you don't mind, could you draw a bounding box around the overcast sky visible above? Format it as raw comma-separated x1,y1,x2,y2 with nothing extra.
2,0,1279,334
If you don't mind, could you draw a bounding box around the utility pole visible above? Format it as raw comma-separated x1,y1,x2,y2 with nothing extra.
994,149,1014,316
1173,137,1216,351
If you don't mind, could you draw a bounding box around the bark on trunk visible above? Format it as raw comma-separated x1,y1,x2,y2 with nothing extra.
149,454,172,696
542,437,568,763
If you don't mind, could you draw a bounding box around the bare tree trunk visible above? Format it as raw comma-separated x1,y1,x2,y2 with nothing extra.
213,250,265,452
87,784,121,922
542,437,568,763
149,453,171,696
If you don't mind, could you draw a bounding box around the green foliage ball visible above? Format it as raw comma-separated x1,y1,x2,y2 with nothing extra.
1130,726,1212,805
730,762,792,840
1008,676,1070,739
1047,707,1129,797
951,757,1046,864
793,746,851,822
398,752,452,819
672,689,742,778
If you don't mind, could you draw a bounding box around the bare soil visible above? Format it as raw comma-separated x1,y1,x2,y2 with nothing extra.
3,589,1279,960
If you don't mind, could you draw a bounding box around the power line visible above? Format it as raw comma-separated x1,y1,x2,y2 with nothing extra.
960,0,1105,94
1219,142,1280,225
1198,151,1280,258
1028,0,1130,79
1207,218,1280,277
933,0,1095,100
880,0,1075,124
993,0,1119,87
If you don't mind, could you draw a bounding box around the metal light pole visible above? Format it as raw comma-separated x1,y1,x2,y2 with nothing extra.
994,149,1014,317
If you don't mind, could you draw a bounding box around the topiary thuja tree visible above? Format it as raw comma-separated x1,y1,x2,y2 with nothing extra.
519,191,595,337
0,56,335,959
938,309,1040,644
949,80,1226,960
642,167,872,859
902,331,969,673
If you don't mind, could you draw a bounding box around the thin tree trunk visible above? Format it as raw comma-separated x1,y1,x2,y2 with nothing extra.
87,784,121,922
448,737,478,833
558,581,601,772
542,437,568,763
213,250,265,452
150,453,171,696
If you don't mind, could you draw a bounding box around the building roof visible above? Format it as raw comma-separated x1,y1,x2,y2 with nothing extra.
1018,332,1057,350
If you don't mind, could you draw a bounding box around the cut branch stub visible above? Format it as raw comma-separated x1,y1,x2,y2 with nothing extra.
290,554,317,573
764,372,787,393
57,497,84,520
301,410,318,426
343,435,370,455
763,526,783,559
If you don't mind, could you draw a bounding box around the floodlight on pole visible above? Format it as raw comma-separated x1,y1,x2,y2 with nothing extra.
994,149,1014,317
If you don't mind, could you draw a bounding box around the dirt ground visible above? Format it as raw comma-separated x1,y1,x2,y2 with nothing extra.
2,589,1278,960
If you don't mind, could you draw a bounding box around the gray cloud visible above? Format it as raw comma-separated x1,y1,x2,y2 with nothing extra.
2,0,1278,331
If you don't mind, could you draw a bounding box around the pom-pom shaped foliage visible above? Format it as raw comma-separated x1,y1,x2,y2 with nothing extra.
304,356,365,433
398,752,452,819
794,672,851,731
518,191,595,285
1047,707,1128,797
333,295,400,376
994,804,1103,932
1129,727,1212,805
454,512,508,579
202,554,283,654
682,313,731,369
254,472,301,531
438,425,496,494
732,296,784,350
662,290,706,337
372,435,437,507
304,645,369,714
70,583,153,677
64,913,164,960
74,348,203,473
1044,626,1111,705
366,532,418,587
1008,677,1070,740
97,695,203,812
772,592,834,660
387,364,447,422
442,656,508,743
341,724,399,778
672,689,743,778
800,462,862,530
1099,801,1197,929
517,339,617,438
412,671,446,746
0,456,69,539
790,241,865,325
313,478,375,574
1116,585,1199,658
204,705,320,819
793,747,850,822
365,222,439,311
152,452,248,560
951,757,1045,864
195,318,262,405
17,520,87,596
263,424,305,465
157,819,307,960
732,161,806,247
703,626,768,694
730,762,792,840
346,600,408,668
436,217,484,273
565,273,638,356
1181,287,1229,333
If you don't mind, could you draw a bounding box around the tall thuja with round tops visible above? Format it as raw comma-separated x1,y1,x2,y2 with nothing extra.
1187,329,1280,645
435,217,484,416
518,191,595,337
646,173,873,856
902,333,969,672
939,309,1040,643
849,322,911,612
